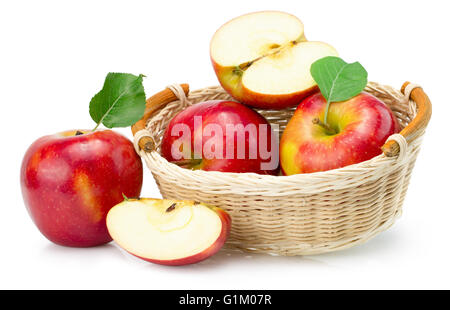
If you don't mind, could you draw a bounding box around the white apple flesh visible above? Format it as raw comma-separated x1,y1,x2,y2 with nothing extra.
106,199,231,265
210,11,338,109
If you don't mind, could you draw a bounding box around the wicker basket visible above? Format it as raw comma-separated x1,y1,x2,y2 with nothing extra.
131,81,431,256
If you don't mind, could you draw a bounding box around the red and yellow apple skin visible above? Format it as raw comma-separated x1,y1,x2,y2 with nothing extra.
20,129,143,247
161,100,279,175
134,206,231,266
280,92,400,174
211,60,318,110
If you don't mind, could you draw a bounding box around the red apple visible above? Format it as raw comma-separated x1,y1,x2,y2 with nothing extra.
20,129,143,247
106,199,231,266
161,100,279,175
280,92,400,174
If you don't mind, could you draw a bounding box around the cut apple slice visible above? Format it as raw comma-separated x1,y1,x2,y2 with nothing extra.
106,198,231,266
242,42,338,95
210,11,338,109
211,11,306,67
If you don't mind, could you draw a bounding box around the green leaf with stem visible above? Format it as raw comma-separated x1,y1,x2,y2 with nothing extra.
310,56,368,126
89,73,146,131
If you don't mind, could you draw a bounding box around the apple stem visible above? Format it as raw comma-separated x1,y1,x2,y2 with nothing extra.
312,117,337,135
236,44,286,73
323,99,332,126
92,122,101,132
237,57,261,73
239,61,253,71
169,159,202,169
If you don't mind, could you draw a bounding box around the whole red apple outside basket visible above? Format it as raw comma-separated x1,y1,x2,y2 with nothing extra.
130,82,431,256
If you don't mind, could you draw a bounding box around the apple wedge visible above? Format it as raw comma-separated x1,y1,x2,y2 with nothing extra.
106,198,231,266
210,11,338,109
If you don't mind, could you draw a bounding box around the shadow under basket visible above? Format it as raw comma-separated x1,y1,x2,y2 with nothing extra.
131,81,431,256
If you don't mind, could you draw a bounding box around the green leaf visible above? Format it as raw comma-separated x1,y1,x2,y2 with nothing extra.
310,56,368,124
89,72,146,130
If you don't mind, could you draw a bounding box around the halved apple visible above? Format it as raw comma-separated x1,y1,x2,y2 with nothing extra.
210,11,338,109
106,198,231,266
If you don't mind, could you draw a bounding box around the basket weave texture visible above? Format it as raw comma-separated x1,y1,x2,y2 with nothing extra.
134,82,425,256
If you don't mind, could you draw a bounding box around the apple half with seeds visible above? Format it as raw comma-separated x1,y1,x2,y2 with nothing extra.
106,198,231,266
210,11,338,109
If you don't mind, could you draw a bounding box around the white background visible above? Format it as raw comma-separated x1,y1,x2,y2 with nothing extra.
1,0,449,289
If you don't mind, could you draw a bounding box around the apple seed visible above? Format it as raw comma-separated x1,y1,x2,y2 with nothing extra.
166,203,176,212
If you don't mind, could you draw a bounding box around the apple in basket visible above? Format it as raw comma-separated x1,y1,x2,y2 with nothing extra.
161,100,279,175
210,11,338,109
106,198,231,265
20,73,146,246
280,57,400,174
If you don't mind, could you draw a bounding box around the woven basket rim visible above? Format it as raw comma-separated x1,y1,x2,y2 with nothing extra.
138,81,419,182
150,148,392,179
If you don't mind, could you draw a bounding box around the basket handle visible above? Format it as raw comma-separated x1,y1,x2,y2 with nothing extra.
131,84,189,152
381,82,432,157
